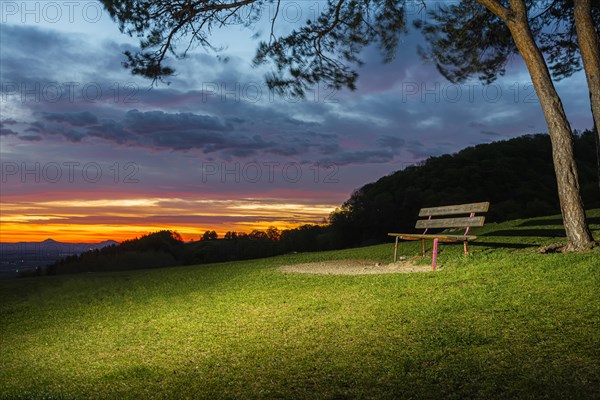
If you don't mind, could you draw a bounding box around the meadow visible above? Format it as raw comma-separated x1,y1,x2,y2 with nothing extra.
1,211,599,399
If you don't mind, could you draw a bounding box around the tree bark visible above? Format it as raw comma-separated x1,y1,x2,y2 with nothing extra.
492,0,594,250
573,0,600,192
594,113,600,192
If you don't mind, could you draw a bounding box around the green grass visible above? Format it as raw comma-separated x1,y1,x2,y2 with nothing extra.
1,211,599,400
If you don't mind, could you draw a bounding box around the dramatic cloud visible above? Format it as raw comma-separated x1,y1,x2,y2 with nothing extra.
43,111,99,126
320,149,396,166
378,135,406,149
16,108,350,160
0,128,18,136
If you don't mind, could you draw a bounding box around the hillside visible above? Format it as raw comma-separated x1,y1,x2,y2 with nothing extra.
1,211,599,399
0,240,118,278
328,131,600,246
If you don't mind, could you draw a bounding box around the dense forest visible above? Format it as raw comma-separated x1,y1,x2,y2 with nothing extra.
38,131,599,276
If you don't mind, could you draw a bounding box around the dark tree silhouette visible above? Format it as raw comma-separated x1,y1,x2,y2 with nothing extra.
202,230,218,240
100,0,407,94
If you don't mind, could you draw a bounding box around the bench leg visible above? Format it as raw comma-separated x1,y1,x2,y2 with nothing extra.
393,236,399,263
432,238,439,270
463,241,469,255
421,239,426,256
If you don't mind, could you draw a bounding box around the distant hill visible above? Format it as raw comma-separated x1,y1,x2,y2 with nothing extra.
327,131,600,246
0,239,119,277
44,231,184,276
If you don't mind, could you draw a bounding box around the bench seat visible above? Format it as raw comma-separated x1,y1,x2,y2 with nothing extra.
388,233,477,242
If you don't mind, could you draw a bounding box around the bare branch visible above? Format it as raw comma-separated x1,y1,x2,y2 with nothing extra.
476,0,512,20
270,0,281,44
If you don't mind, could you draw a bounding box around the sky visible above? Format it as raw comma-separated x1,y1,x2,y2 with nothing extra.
0,1,594,243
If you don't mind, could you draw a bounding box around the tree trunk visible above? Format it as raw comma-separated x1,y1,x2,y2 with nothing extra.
501,0,594,250
573,0,600,192
594,113,600,192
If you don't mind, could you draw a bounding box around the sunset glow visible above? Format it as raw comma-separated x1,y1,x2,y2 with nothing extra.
0,195,338,242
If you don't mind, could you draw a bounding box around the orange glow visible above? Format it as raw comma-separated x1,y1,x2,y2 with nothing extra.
0,196,337,243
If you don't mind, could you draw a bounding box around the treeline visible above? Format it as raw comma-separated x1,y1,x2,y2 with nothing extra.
44,231,185,275
41,226,335,275
32,131,599,276
186,225,337,264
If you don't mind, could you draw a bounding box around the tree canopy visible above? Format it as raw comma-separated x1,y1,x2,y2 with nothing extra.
101,0,409,93
102,0,598,90
417,0,598,83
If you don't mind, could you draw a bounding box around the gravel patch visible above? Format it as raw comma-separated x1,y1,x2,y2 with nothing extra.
278,259,436,275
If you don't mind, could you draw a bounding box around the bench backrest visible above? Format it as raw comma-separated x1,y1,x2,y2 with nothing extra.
415,202,489,233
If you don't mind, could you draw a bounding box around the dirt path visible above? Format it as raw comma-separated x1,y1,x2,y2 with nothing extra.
278,259,436,275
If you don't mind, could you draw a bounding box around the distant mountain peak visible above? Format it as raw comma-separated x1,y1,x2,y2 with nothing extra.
42,238,58,243
99,240,119,245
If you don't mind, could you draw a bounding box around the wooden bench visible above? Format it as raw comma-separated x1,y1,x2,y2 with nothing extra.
388,202,490,269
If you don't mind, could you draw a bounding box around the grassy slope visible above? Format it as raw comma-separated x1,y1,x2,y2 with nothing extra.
1,211,599,400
